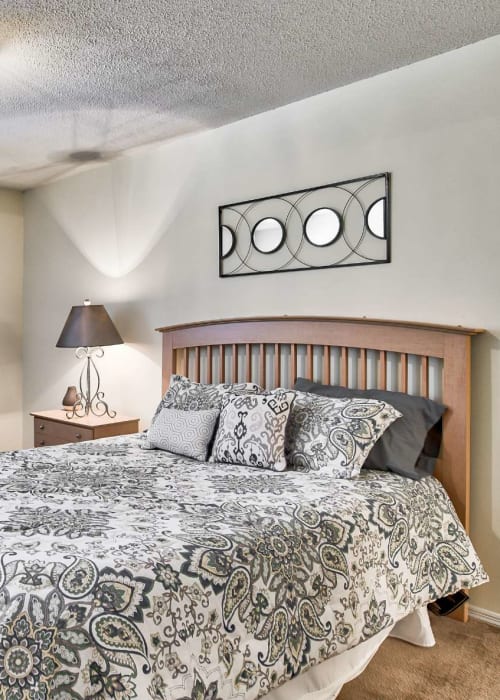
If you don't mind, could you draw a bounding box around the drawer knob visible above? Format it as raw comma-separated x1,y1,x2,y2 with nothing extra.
75,433,82,439
39,439,45,446
39,424,45,430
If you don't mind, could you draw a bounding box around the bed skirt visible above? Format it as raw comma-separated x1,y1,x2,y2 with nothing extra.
264,607,435,700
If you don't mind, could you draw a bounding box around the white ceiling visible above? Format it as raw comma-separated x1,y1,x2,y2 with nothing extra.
1,1,499,190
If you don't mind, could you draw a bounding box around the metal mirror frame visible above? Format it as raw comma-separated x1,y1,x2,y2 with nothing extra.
219,172,390,278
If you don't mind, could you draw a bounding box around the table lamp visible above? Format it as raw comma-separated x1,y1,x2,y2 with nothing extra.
56,299,123,418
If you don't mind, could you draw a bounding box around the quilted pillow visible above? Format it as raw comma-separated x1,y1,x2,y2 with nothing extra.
147,407,219,461
286,392,402,478
210,390,295,471
142,375,262,449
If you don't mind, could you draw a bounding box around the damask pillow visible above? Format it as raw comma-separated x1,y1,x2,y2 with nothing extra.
167,375,262,411
142,375,262,450
210,390,295,471
286,392,402,478
147,407,220,461
293,377,445,480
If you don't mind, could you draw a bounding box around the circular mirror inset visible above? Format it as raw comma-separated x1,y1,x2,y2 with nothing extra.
304,208,342,247
366,198,386,239
221,225,236,258
251,218,285,254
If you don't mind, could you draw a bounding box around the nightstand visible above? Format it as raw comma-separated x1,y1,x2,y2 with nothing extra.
31,410,140,448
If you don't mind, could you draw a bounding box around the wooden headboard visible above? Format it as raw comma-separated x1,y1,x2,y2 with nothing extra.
156,316,482,534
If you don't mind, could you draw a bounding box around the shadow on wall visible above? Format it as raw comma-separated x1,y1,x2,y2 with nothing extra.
41,138,208,278
111,299,159,345
0,320,22,412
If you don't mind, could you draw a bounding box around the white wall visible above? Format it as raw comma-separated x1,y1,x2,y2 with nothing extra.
23,35,500,614
0,189,23,450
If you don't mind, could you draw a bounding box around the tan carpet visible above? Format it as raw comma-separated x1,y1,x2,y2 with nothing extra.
337,615,500,700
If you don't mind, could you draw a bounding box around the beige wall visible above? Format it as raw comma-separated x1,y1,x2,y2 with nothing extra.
23,35,500,614
0,189,23,450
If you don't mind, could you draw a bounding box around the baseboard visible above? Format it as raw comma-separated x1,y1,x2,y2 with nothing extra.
469,605,500,627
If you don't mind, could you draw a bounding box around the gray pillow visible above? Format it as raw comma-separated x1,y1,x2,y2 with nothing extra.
147,407,220,461
293,378,446,480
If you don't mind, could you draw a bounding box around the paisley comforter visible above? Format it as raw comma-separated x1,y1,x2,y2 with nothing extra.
0,435,487,700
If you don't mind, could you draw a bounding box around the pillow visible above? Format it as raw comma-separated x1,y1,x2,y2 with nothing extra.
293,378,446,480
142,375,262,450
286,392,402,479
166,375,262,411
210,390,295,471
147,407,219,461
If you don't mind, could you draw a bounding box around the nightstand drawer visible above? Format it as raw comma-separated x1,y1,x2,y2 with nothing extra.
34,419,94,447
31,411,140,448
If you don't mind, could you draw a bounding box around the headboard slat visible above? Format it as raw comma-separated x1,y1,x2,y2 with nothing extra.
323,345,331,385
421,355,429,398
179,347,188,377
359,348,367,389
340,347,348,386
194,347,200,383
219,344,225,383
400,353,408,392
274,344,281,387
259,344,266,387
306,345,313,380
206,345,213,383
291,344,297,388
232,344,238,383
245,344,252,382
378,350,387,390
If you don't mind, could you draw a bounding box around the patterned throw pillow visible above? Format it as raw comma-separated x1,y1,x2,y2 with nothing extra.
293,377,445,480
210,390,295,471
147,407,220,461
167,375,262,411
286,392,402,478
142,375,262,450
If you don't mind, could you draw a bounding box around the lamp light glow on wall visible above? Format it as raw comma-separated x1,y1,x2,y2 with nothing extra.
56,299,123,418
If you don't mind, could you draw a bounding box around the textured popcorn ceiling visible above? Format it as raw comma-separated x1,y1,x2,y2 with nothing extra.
1,0,499,189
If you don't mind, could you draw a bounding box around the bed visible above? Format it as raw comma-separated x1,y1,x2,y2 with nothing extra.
0,316,488,699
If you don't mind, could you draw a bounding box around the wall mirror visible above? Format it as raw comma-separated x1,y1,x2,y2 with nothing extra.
251,218,285,254
219,172,390,277
221,225,236,258
366,198,385,238
304,208,341,246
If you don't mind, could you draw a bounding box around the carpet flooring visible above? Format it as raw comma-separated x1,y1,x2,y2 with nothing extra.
337,614,500,699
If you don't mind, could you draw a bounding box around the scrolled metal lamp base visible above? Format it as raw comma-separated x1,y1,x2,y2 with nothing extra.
66,346,116,419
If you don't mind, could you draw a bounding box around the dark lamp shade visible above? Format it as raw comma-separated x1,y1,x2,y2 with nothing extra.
56,304,124,348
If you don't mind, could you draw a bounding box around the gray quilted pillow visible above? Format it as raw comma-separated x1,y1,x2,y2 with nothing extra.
147,407,220,461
